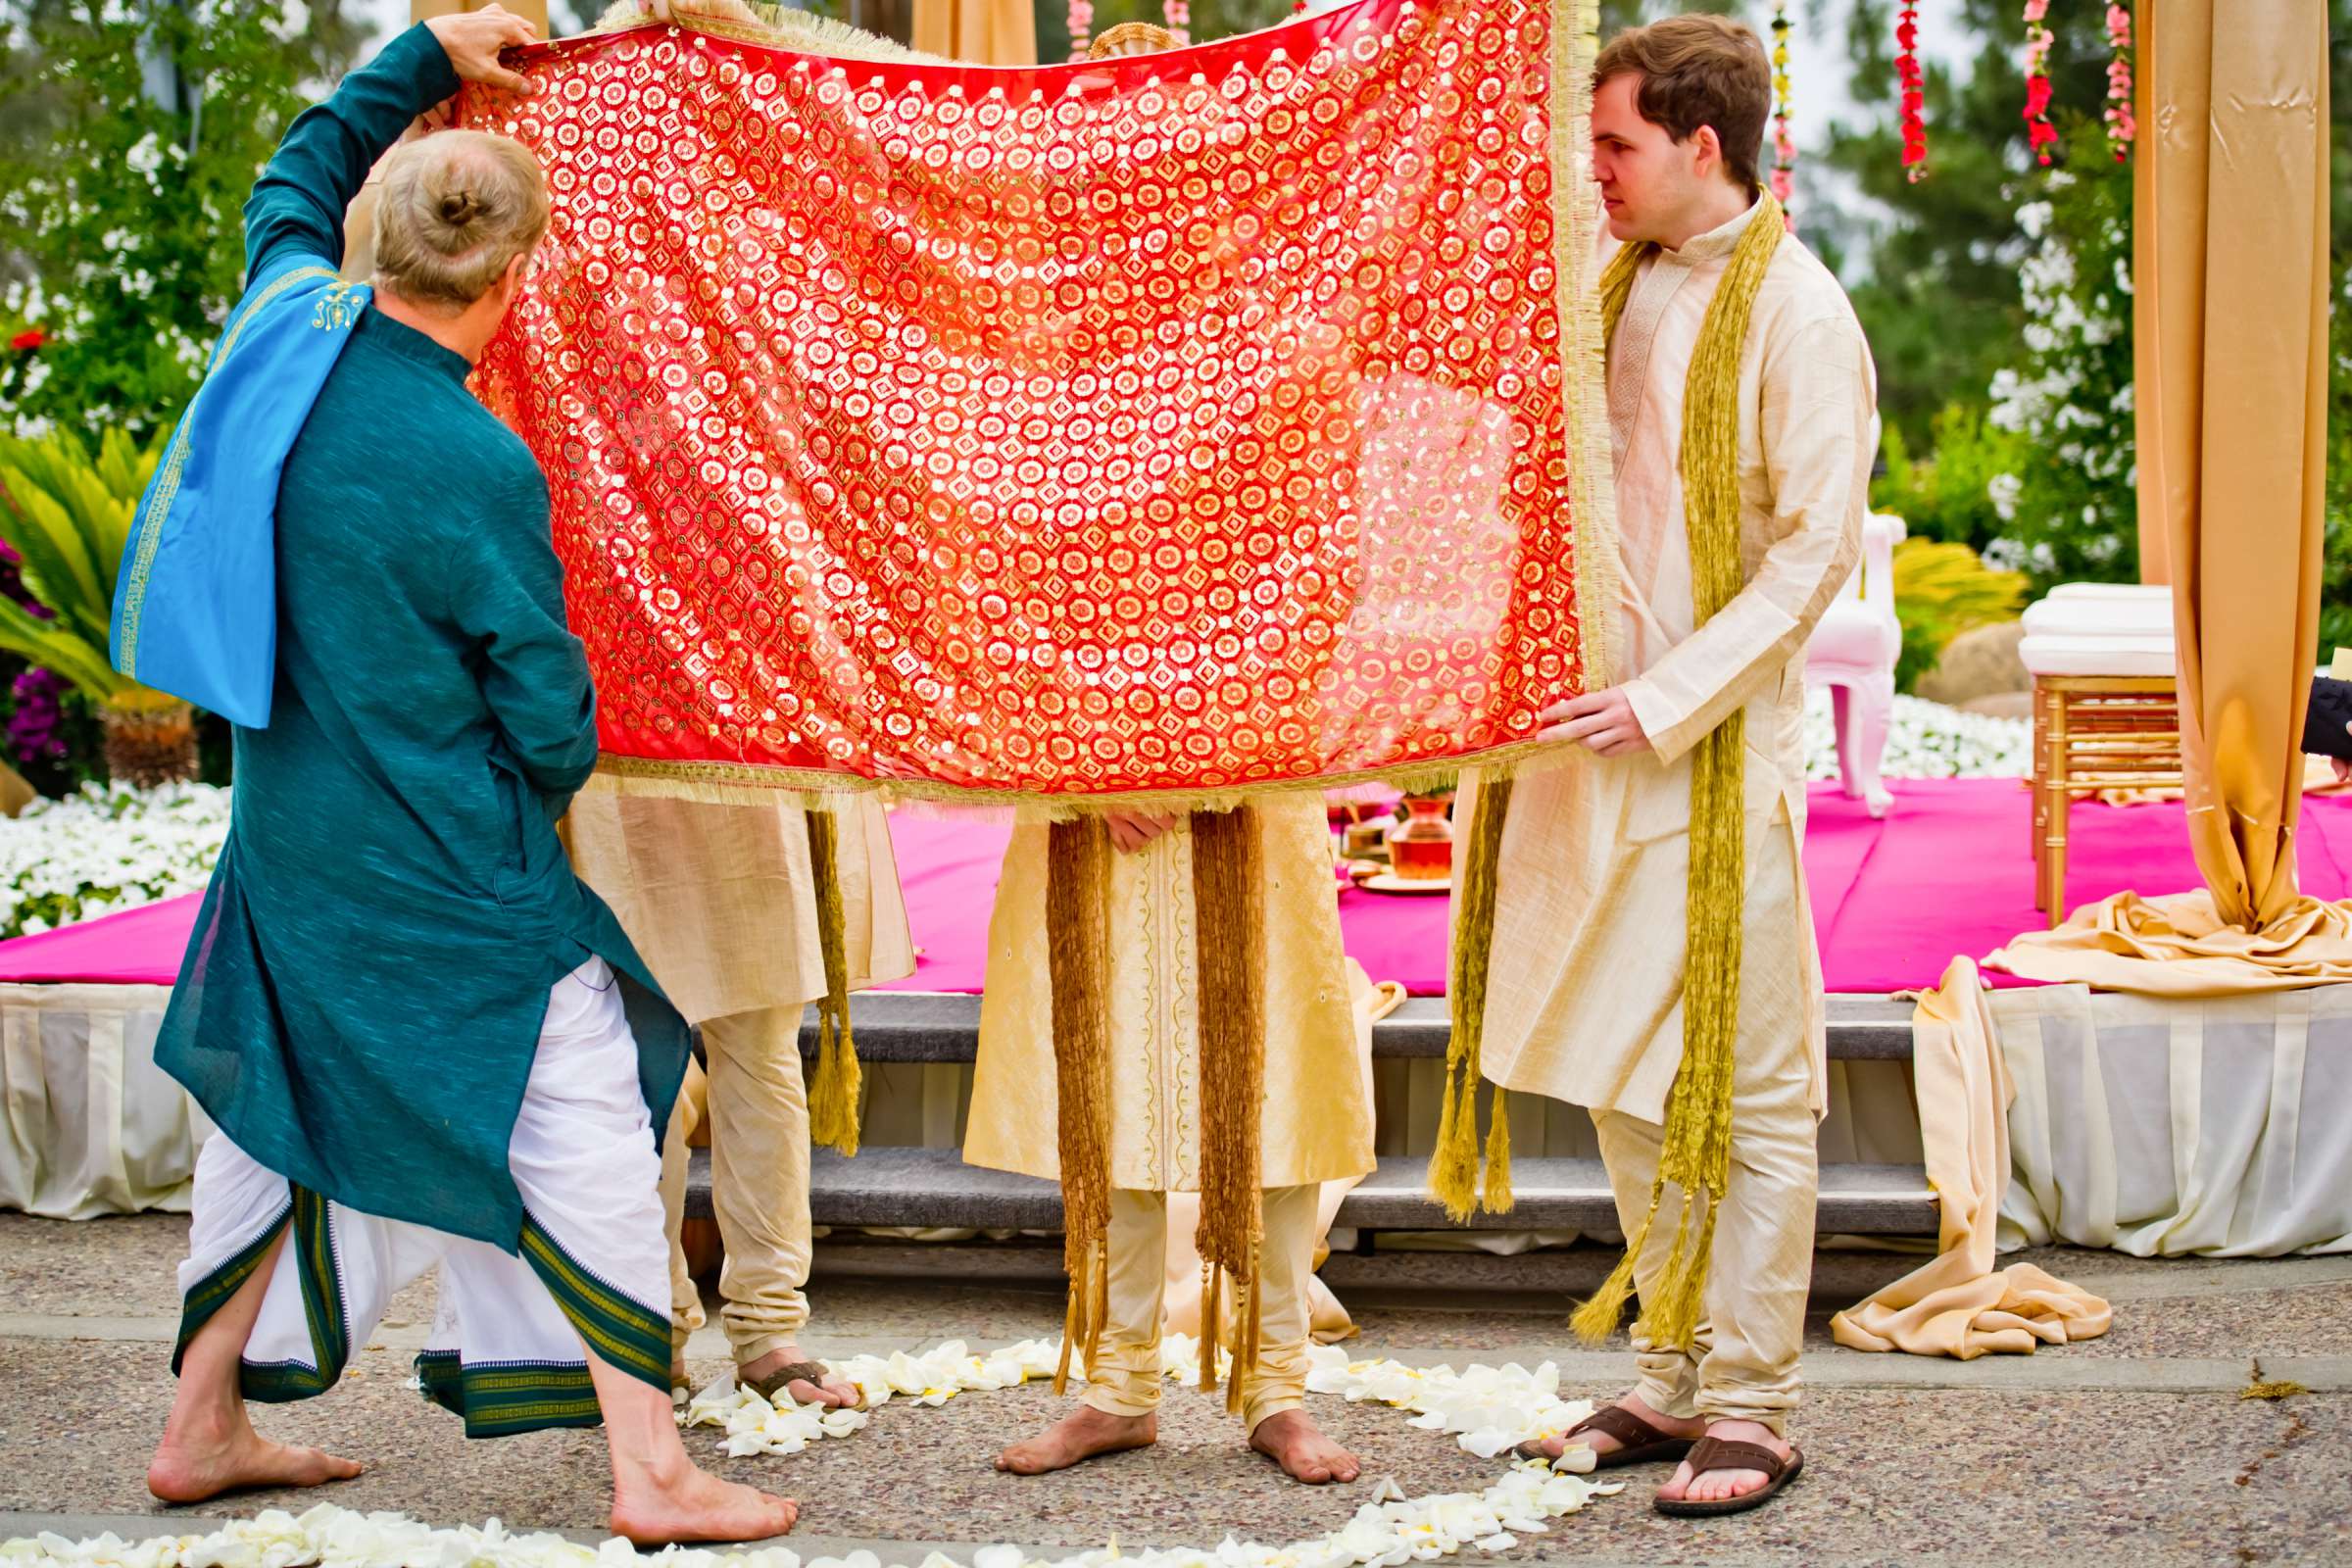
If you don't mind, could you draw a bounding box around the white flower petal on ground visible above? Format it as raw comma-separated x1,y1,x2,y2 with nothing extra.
15,1348,1620,1568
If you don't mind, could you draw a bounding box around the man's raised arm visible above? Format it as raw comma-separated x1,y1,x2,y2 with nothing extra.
242,8,534,281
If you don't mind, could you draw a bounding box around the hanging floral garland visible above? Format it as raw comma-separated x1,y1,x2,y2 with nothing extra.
1066,0,1092,61
1769,0,1796,222
1163,0,1191,45
1896,0,1929,181
2103,2,2135,161
2022,0,2059,166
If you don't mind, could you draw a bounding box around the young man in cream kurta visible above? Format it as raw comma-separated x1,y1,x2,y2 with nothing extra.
566,793,914,1406
965,801,1376,1484
1478,18,1873,1513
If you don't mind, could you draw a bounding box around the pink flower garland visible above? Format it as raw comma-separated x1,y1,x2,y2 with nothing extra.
2022,0,2058,167
1896,1,1928,182
1163,0,1190,45
1769,0,1796,221
2104,3,2135,161
1067,0,1092,60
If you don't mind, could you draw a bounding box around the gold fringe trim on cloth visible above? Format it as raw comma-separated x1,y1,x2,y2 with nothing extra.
1554,0,1621,695
1046,817,1114,1394
1568,191,1785,1352
1429,772,1515,1221
803,807,862,1156
585,735,1589,819
1190,806,1268,1412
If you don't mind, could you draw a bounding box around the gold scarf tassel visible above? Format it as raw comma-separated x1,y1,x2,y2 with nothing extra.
1571,192,1782,1350
804,806,862,1156
1043,806,1272,1400
1190,805,1268,1409
1429,773,1516,1221
1046,817,1115,1393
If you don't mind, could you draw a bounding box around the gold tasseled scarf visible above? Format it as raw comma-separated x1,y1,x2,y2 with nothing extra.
1435,192,1785,1353
803,807,862,1156
1045,808,1269,1408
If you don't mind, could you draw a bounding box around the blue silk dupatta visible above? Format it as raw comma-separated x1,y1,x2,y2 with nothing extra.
112,260,371,728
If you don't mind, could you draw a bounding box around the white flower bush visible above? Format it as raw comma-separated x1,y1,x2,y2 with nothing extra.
1803,688,2030,782
0,781,229,941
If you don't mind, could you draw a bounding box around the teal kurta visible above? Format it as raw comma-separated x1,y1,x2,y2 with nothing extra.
157,24,689,1250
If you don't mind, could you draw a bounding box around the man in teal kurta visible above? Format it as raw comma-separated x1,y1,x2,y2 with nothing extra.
143,10,796,1544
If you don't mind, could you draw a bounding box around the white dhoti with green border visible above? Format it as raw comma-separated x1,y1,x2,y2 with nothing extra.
172,959,671,1437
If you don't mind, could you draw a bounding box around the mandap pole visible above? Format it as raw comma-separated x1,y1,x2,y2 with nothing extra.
2131,0,2329,928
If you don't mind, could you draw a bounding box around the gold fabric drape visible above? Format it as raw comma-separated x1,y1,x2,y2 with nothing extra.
909,0,1034,64
2132,0,2329,928
1831,960,2110,1359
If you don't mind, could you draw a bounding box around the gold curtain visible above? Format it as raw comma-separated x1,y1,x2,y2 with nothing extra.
910,0,1036,63
2132,0,2329,929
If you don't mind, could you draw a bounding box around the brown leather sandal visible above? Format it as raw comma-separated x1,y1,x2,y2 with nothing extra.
1651,1436,1805,1517
1511,1403,1698,1470
744,1359,867,1411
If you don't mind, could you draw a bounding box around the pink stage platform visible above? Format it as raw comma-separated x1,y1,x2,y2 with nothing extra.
8,778,2348,997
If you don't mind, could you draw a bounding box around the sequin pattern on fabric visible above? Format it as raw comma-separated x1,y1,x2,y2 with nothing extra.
468,0,1588,802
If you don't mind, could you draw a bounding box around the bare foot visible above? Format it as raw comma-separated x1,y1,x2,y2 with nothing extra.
1249,1408,1360,1485
1523,1392,1703,1464
610,1456,799,1545
995,1406,1156,1474
1656,1418,1791,1504
741,1346,860,1409
147,1407,363,1505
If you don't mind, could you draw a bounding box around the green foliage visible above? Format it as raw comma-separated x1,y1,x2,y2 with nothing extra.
2319,270,2352,662
1888,535,2025,693
0,0,366,440
1809,0,2123,445
0,425,165,703
1873,401,2026,557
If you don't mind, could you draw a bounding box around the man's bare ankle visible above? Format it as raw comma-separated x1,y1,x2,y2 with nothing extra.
738,1348,795,1381
159,1397,244,1448
612,1446,700,1494
1622,1396,1703,1430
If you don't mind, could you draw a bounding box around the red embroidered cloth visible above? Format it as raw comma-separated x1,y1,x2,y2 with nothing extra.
469,0,1593,801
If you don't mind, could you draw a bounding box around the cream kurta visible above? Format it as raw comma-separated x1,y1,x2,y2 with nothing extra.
1480,200,1876,1124
964,798,1374,1192
564,791,915,1025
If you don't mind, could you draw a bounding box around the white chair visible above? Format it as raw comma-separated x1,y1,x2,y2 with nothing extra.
1805,511,1907,817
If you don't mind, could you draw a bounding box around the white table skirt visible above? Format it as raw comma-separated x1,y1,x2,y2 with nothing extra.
1996,982,2352,1256
0,983,208,1219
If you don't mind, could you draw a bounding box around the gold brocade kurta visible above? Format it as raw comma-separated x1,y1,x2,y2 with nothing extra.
564,790,915,1025
964,797,1374,1192
1479,201,1877,1125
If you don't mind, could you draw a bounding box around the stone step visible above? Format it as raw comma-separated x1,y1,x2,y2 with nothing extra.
775,992,1916,1063
684,1147,1939,1236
